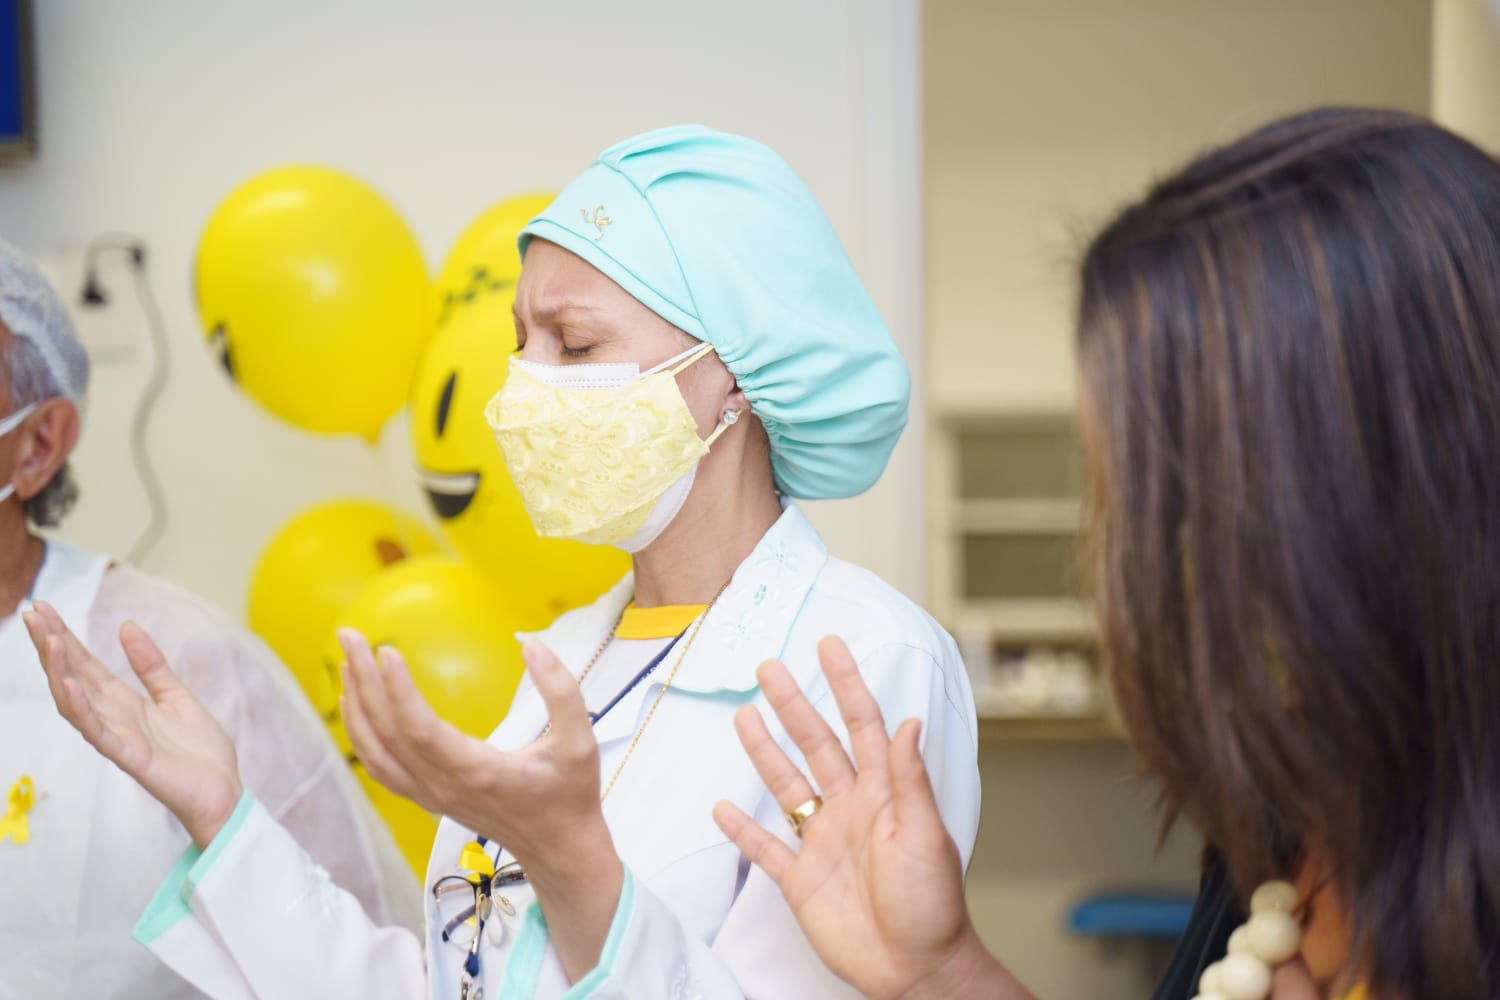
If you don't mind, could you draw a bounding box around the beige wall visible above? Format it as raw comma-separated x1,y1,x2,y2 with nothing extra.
927,2,1433,997
1433,0,1500,150
926,0,1433,414
967,741,1203,997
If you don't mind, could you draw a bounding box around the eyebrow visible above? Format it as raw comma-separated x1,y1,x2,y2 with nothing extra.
523,299,602,324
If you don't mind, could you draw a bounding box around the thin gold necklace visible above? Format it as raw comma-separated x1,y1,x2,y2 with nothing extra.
548,580,731,802
455,583,731,892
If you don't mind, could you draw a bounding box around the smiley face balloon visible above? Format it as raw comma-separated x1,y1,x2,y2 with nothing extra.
410,199,628,626
195,166,432,442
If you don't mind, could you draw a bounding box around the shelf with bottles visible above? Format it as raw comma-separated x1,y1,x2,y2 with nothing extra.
931,411,1121,740
958,626,1123,742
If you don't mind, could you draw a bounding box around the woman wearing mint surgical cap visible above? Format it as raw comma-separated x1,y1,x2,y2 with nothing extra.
27,125,980,999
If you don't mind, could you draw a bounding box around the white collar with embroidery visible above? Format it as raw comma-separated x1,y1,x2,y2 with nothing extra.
519,501,830,695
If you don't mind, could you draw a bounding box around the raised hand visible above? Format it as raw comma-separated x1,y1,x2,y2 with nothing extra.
338,630,621,980
712,636,1029,1000
23,601,243,849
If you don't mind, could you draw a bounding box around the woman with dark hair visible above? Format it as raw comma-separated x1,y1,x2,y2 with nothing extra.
716,107,1500,1000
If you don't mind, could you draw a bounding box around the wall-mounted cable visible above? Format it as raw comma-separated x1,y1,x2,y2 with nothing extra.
79,234,170,566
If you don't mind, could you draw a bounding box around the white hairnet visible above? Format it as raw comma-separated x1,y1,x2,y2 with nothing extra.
0,237,90,401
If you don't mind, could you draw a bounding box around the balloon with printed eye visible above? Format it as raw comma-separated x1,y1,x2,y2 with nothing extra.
324,555,528,873
247,499,442,730
195,165,432,442
410,199,629,626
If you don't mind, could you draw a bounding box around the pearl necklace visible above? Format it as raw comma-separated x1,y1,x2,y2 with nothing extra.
1190,880,1303,1000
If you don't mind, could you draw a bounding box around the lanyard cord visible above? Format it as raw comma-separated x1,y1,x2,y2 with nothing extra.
474,629,686,859
582,630,685,727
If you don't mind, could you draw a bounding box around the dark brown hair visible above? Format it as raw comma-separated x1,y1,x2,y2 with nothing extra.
1078,107,1500,997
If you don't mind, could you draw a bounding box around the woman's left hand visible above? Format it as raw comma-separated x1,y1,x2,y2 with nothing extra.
338,629,623,979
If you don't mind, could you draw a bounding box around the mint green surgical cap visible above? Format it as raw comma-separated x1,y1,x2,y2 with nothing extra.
519,125,910,500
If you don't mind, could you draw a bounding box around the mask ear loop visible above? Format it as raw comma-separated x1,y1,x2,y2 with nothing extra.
649,342,743,446
644,342,716,379
0,403,40,504
0,403,39,438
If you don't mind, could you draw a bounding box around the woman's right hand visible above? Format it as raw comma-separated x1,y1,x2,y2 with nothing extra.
24,600,243,850
712,636,1032,1000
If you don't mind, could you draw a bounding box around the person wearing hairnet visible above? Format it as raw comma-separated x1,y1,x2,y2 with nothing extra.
0,238,420,1000
25,125,981,998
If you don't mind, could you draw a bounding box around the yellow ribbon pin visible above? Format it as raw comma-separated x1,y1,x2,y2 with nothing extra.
458,840,495,879
0,776,36,845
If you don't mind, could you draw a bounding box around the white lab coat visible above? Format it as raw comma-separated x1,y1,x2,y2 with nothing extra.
0,540,419,1000
139,502,981,999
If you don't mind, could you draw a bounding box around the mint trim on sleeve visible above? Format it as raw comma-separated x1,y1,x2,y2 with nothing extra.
131,791,256,946
561,866,636,999
185,791,256,891
496,866,637,1000
132,841,203,945
496,899,550,999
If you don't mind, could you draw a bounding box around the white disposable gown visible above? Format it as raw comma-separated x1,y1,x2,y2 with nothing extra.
0,540,420,1000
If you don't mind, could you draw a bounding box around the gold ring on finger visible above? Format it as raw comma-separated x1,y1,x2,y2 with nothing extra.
784,795,823,838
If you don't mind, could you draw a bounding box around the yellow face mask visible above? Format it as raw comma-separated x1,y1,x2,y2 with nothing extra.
484,343,736,550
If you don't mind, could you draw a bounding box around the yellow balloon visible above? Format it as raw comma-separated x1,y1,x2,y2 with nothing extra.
248,499,442,727
195,166,433,441
409,284,628,629
354,765,437,879
327,556,529,874
434,192,554,326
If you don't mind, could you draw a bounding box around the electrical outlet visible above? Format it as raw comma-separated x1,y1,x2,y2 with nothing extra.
31,247,141,363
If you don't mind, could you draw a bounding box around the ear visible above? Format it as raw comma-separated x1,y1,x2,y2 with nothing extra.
724,381,750,417
13,399,79,501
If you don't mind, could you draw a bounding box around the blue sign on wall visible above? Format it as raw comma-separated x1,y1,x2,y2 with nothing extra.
0,0,29,148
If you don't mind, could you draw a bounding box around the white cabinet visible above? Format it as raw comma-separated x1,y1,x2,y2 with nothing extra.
930,412,1119,739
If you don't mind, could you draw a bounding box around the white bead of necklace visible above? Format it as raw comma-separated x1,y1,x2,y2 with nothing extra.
1189,879,1302,1000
